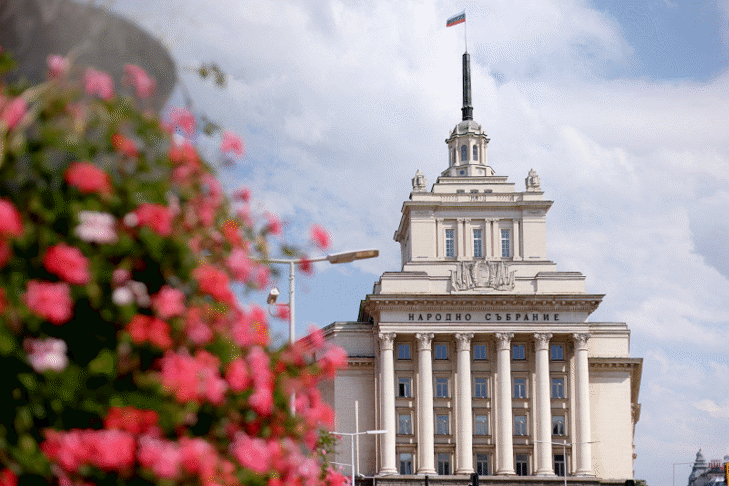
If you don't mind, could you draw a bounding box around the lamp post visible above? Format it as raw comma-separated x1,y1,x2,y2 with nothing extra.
673,462,693,486
265,249,379,412
331,429,387,486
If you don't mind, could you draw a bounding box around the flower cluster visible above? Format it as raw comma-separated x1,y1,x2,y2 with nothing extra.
0,50,348,486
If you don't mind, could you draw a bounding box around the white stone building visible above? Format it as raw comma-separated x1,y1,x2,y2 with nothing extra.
321,52,642,485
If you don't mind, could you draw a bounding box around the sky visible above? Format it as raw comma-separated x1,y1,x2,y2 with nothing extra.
105,1,729,485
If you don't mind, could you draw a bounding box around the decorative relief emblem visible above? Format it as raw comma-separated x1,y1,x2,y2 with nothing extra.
450,259,515,292
525,168,541,191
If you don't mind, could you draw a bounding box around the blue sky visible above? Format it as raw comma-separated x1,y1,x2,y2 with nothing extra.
108,2,729,485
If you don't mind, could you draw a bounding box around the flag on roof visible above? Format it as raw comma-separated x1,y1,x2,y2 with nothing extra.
446,11,465,27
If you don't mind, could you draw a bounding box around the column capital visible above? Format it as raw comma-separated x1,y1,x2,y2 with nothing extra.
415,332,435,350
573,332,591,350
495,332,514,350
533,332,553,350
454,332,474,351
378,332,396,350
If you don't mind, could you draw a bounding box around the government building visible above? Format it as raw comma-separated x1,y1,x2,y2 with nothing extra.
320,52,643,485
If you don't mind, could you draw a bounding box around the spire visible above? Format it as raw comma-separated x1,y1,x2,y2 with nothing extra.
461,51,473,121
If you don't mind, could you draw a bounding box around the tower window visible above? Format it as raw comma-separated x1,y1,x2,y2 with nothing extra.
445,229,455,257
461,145,467,161
473,144,478,161
473,229,483,258
501,229,511,258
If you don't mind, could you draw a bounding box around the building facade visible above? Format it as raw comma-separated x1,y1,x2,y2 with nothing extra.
321,52,642,485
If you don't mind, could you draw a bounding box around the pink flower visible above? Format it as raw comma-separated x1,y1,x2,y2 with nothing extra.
227,248,252,282
318,346,348,378
127,314,173,349
193,264,234,304
246,346,272,387
299,257,313,275
249,383,273,416
233,187,251,202
1,97,27,130
111,133,138,157
24,280,73,325
220,131,244,156
253,265,270,289
310,224,331,250
134,203,173,237
307,325,325,350
152,285,186,319
124,64,155,99
159,350,226,404
225,358,250,392
170,108,196,137
232,307,269,347
83,67,114,100
138,436,181,479
265,213,282,235
43,243,90,285
65,161,112,195
25,337,68,372
0,199,23,237
47,55,69,78
0,468,17,486
231,434,271,473
273,304,290,321
74,210,118,244
184,307,213,345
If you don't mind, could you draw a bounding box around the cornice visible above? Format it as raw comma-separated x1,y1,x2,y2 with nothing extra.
346,357,374,368
589,357,643,410
359,293,604,321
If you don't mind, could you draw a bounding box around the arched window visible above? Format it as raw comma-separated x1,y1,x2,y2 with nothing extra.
473,144,478,161
461,145,467,162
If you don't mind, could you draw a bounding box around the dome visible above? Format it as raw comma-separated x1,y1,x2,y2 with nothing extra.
450,120,483,136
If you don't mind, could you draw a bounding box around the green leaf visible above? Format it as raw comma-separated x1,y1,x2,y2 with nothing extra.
88,348,116,377
0,327,17,355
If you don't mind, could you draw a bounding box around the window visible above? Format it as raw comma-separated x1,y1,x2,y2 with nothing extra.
476,453,489,476
512,344,525,360
551,344,564,361
473,144,478,161
474,378,487,398
473,229,483,258
461,145,467,162
398,343,411,360
552,416,566,436
551,378,565,399
474,415,488,435
398,414,412,435
399,452,413,475
398,377,411,398
435,377,449,398
501,229,510,258
515,454,529,476
514,415,527,436
436,414,449,435
474,344,487,360
513,378,527,398
437,453,451,475
554,454,565,477
445,229,455,257
435,344,448,360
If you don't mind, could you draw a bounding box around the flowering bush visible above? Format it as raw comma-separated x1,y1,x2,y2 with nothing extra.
0,49,348,486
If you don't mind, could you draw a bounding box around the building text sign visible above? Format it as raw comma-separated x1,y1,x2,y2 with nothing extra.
382,310,587,324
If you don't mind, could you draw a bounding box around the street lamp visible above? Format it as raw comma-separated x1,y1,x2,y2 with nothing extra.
265,249,379,412
331,429,387,486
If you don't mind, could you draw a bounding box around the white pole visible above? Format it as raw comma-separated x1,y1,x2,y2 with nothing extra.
355,401,360,477
288,261,296,414
351,434,355,486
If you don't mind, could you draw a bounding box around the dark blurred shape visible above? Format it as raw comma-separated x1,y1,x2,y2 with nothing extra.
0,0,176,111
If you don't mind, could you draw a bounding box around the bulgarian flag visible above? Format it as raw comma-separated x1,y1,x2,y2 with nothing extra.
446,11,465,27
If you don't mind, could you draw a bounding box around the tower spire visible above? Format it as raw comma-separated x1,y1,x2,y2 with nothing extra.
461,51,473,121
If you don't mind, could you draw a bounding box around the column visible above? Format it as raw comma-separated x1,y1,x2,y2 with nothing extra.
489,220,496,258
534,333,554,476
379,332,397,475
513,220,521,260
457,218,465,260
455,333,475,474
573,333,594,476
495,332,515,475
416,333,436,475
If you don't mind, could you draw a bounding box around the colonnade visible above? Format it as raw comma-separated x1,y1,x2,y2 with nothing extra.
377,331,593,477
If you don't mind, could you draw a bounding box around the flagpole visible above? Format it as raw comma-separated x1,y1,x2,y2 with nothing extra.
464,12,468,52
